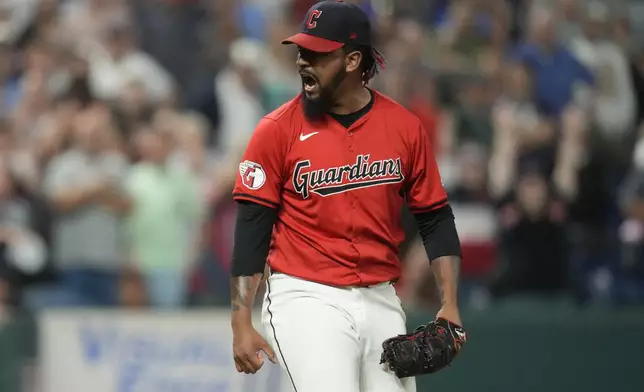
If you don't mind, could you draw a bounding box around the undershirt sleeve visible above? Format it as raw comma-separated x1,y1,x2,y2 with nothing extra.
230,201,278,277
413,204,462,263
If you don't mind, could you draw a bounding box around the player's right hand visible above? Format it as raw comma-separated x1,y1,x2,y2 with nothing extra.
232,325,277,374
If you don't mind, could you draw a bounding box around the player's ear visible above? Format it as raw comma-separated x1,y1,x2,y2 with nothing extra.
345,50,362,73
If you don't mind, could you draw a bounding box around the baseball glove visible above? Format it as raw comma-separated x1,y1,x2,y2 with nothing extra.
380,317,466,378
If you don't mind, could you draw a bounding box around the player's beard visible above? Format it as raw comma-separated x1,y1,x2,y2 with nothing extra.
301,67,348,122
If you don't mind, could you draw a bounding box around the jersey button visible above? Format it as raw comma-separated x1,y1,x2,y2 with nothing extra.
348,132,353,137
349,146,354,152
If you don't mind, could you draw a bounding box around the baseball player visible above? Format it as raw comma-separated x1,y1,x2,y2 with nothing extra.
230,2,466,392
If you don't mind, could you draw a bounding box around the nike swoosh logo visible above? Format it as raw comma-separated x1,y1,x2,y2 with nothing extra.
300,132,319,141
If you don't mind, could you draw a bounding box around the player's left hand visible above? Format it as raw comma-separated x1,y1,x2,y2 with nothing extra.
435,304,462,327
380,314,467,378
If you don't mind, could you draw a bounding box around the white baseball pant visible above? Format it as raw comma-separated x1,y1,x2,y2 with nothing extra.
261,272,416,392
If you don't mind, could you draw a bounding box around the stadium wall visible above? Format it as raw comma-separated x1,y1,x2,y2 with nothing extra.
1,304,644,392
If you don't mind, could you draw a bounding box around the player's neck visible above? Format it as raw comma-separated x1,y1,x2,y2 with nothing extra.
329,85,372,115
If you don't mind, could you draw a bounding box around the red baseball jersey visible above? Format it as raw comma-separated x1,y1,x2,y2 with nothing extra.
233,90,447,286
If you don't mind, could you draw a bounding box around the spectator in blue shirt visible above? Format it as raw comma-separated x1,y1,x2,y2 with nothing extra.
514,6,593,118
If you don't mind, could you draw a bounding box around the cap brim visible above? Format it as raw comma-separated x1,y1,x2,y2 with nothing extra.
281,33,344,53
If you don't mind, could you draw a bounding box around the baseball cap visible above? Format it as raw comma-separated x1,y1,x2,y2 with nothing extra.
282,0,373,53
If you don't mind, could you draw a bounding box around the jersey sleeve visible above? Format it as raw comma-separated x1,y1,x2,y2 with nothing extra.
405,120,449,213
232,118,286,209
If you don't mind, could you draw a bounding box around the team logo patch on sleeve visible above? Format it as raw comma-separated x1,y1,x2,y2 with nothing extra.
239,160,266,190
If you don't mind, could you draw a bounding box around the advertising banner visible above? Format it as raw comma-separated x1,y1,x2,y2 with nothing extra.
39,310,287,392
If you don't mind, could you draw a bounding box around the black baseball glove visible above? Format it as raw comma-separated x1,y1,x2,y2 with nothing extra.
380,317,467,378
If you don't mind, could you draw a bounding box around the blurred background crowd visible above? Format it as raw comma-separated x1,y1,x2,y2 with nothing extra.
2,0,644,318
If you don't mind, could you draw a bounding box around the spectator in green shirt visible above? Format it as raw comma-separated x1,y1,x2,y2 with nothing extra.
124,126,204,309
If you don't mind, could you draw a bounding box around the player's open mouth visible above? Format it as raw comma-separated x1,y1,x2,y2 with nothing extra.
300,72,319,95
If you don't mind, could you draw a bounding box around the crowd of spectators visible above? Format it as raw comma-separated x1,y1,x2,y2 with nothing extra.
2,0,644,316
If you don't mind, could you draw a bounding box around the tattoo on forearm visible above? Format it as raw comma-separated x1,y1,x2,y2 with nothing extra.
230,274,263,311
431,256,461,305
